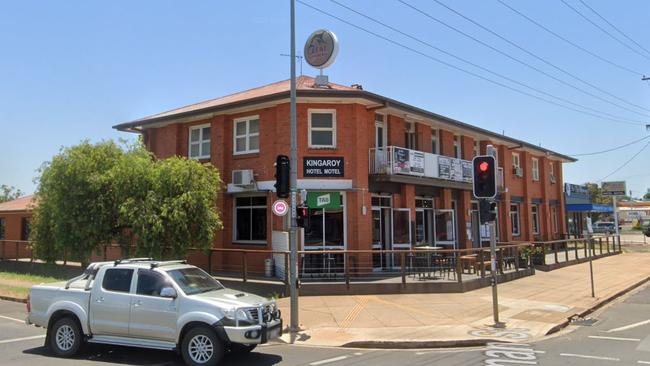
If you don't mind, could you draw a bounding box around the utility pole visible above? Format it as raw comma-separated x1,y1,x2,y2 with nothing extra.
289,0,299,334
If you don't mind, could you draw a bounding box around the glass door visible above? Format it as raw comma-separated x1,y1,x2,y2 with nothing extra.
415,198,434,246
302,193,345,277
371,195,392,271
391,208,412,268
434,209,456,249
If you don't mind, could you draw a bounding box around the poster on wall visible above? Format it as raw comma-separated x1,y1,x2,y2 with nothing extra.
450,159,462,181
461,160,473,182
393,147,411,174
438,156,451,179
410,150,425,174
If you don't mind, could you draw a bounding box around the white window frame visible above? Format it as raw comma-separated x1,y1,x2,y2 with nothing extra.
233,195,267,244
510,204,520,236
233,115,260,155
552,206,559,234
512,153,520,170
308,109,337,148
549,162,556,183
531,204,540,235
431,128,439,154
188,123,211,159
473,140,480,157
532,158,540,181
453,135,462,158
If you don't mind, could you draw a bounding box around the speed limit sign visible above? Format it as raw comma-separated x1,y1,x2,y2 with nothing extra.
272,200,289,216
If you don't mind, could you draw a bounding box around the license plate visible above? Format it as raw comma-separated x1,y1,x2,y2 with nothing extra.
267,326,281,339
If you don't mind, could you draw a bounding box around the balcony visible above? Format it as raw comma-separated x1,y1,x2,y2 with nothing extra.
369,146,504,191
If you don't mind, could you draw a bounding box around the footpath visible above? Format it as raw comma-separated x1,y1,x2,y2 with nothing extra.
278,252,650,347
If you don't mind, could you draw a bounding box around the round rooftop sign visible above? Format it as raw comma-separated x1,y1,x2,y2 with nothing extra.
304,29,339,69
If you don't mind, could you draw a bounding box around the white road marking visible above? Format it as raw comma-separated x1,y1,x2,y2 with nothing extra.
589,335,641,342
638,361,650,365
309,356,348,365
0,315,25,323
0,335,45,345
560,353,620,361
607,319,650,333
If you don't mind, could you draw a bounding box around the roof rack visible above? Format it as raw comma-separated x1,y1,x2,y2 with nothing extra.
150,260,188,269
113,258,154,266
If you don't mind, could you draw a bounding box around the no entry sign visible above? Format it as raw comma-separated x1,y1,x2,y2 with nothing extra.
272,200,289,216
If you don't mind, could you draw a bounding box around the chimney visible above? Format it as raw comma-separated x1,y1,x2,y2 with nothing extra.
351,83,363,90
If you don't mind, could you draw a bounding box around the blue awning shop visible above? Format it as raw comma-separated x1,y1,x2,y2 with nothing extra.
565,183,613,238
566,204,613,213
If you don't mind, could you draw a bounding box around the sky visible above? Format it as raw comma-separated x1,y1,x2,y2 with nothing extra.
1,0,649,197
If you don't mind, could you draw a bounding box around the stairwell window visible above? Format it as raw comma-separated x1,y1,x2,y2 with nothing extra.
532,158,540,181
510,204,520,237
234,116,260,155
188,124,211,159
309,110,336,148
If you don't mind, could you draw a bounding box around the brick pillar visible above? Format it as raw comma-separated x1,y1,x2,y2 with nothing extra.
439,129,455,157
457,191,473,249
417,123,432,153
387,115,405,147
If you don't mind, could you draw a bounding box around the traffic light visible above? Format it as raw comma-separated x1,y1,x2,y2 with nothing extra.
296,206,308,227
472,155,497,199
274,155,290,198
479,200,497,224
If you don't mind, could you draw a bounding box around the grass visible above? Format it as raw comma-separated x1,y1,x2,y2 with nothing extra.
0,271,66,300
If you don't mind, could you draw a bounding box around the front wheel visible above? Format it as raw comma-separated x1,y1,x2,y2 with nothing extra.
181,326,224,366
230,343,257,354
48,317,82,357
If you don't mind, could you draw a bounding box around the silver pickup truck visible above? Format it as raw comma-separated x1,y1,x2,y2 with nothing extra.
26,259,282,366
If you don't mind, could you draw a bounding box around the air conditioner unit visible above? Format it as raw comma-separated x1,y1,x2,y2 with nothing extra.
550,175,556,184
513,167,523,177
232,169,255,187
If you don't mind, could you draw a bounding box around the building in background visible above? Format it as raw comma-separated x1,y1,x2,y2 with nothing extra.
0,196,35,259
565,183,613,237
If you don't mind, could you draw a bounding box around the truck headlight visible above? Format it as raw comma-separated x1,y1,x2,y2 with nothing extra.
224,308,253,323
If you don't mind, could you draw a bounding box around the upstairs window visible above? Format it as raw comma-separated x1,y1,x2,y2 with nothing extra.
453,135,462,158
189,124,211,159
431,128,439,154
532,158,540,181
549,162,556,183
405,122,417,150
309,110,336,148
512,153,522,177
234,116,260,155
510,204,520,236
473,140,480,157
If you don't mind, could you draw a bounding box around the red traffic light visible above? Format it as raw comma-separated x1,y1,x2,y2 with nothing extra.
479,161,489,172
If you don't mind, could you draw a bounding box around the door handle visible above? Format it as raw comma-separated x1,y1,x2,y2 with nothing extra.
95,297,105,303
133,300,142,307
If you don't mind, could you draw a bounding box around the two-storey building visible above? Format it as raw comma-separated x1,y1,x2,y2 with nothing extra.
114,76,575,272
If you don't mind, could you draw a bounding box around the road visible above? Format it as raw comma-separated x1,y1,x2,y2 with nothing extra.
3,283,650,365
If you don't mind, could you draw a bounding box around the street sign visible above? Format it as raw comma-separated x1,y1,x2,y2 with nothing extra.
272,200,289,216
602,181,626,196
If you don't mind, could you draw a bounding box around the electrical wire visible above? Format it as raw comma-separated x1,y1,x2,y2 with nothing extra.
569,135,650,156
495,0,644,77
296,0,644,126
400,0,650,117
328,0,645,125
598,139,650,182
430,0,650,114
577,0,650,57
560,0,650,63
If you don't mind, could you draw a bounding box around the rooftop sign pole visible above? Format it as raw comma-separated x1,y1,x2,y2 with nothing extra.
289,0,299,335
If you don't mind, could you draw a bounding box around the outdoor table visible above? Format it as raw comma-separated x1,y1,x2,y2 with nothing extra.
414,246,443,278
460,254,478,274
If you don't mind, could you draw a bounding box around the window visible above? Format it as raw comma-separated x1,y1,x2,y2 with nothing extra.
234,196,267,243
309,110,336,148
431,128,439,154
549,162,556,183
552,207,559,234
532,158,539,181
188,124,211,159
510,204,520,236
473,140,480,157
102,268,134,293
136,270,169,297
512,153,521,176
234,116,260,154
405,122,417,150
531,205,540,235
21,218,30,241
453,135,462,158
0,218,4,240
168,267,224,296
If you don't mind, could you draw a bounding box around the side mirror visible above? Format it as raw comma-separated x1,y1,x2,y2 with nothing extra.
160,287,177,299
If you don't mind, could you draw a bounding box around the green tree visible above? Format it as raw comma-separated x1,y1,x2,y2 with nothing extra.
644,189,650,200
0,185,23,203
31,140,222,263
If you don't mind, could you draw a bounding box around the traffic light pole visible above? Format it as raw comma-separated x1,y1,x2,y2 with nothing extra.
488,216,503,328
289,0,299,334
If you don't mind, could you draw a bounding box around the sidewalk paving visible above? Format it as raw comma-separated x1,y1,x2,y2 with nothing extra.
277,252,650,347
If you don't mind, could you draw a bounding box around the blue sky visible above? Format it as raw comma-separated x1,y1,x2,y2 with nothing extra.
1,0,649,197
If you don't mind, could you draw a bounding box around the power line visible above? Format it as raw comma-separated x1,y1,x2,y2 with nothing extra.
403,0,650,117
598,139,650,182
560,0,650,63
296,0,644,127
327,0,644,125
569,134,650,156
577,0,650,57
494,0,644,77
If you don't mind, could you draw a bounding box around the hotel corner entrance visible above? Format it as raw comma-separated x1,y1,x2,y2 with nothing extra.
371,194,412,270
301,191,346,277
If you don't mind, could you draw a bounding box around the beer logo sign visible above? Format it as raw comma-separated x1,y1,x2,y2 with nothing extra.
304,29,339,69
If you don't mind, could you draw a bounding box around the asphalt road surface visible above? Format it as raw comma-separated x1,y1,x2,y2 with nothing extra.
3,283,650,365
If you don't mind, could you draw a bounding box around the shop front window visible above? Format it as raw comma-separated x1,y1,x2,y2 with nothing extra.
435,209,456,246
392,209,411,247
302,193,345,276
234,196,267,243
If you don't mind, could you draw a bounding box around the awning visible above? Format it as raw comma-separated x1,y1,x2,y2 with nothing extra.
566,203,613,213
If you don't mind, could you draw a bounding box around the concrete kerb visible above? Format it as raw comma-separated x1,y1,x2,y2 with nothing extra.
0,295,26,304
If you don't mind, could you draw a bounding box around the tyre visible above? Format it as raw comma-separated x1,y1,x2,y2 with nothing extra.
181,326,224,366
230,343,257,354
48,317,82,357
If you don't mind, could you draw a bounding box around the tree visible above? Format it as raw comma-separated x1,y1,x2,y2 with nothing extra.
0,185,23,203
31,140,222,264
644,189,650,201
